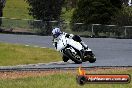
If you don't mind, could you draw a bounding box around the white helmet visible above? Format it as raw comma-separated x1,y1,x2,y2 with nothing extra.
52,27,62,38
52,28,62,35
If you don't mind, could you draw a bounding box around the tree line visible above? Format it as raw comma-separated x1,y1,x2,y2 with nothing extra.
1,0,132,34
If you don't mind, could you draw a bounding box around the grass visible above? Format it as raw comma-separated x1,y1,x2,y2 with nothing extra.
3,0,74,21
0,68,132,88
3,0,73,21
3,0,32,19
2,0,75,33
2,0,33,31
0,43,61,66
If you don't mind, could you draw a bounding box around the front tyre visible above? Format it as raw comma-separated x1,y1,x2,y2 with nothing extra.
62,55,69,62
66,49,82,64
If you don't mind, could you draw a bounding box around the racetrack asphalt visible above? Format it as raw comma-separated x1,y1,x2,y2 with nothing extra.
0,34,132,69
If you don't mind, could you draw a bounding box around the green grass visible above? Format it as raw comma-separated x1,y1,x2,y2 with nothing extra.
0,43,61,66
0,69,132,88
3,0,32,19
2,0,33,30
3,0,74,21
2,0,75,33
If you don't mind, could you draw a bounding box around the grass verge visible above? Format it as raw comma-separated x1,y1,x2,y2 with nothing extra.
0,43,61,66
3,0,32,19
0,68,131,88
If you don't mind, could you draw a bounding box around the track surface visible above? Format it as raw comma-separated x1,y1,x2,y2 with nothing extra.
0,34,132,69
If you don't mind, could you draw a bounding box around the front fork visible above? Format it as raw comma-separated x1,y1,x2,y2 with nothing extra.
62,47,84,60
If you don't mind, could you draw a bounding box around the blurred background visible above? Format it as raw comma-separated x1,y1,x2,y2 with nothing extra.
0,0,132,38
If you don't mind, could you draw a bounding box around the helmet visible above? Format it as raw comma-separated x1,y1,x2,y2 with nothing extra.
52,27,62,38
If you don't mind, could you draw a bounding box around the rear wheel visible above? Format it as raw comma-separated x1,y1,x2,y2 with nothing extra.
66,49,82,64
89,55,96,63
84,51,96,63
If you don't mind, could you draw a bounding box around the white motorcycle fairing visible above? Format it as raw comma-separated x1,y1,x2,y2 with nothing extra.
55,34,83,51
53,34,96,64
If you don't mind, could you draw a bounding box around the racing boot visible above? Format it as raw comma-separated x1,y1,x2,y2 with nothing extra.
80,42,88,50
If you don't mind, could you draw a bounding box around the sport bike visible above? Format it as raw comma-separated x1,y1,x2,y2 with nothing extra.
53,34,96,64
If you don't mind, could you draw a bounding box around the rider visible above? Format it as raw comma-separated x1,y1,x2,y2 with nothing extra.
52,27,88,50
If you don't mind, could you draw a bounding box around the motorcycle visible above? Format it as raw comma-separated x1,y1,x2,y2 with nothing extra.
53,34,96,64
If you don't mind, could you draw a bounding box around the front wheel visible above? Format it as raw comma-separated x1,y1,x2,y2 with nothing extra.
65,49,82,64
62,54,69,62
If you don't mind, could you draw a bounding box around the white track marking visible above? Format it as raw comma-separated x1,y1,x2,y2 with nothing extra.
24,44,46,49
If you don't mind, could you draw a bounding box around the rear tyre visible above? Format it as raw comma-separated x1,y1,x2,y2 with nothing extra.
89,55,96,63
84,51,96,63
66,49,82,64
